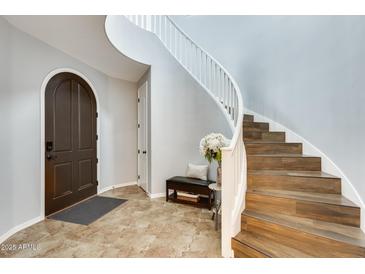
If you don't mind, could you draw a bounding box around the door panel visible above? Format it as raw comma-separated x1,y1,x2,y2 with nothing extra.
45,72,97,216
53,162,73,199
54,80,72,152
78,84,93,150
78,159,93,190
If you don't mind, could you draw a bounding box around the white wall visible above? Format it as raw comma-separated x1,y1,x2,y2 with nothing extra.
105,16,232,195
100,77,138,189
172,16,365,210
0,17,13,240
0,17,138,240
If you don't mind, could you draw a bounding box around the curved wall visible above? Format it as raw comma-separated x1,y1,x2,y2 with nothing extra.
105,16,232,194
172,15,365,228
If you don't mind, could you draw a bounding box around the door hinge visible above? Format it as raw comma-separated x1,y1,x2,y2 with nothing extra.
138,123,140,128
138,149,140,154
96,158,99,164
96,180,99,186
138,175,140,180
96,112,98,118
138,98,140,103
96,134,99,140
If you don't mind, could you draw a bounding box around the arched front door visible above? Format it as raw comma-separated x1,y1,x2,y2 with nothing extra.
45,72,97,216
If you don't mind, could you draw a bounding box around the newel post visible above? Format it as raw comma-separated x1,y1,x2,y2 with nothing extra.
221,149,235,258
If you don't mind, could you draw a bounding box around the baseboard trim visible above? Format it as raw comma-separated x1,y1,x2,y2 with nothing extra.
98,181,137,194
147,192,166,199
0,216,43,244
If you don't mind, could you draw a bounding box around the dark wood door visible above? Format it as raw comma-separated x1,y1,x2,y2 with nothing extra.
45,72,97,216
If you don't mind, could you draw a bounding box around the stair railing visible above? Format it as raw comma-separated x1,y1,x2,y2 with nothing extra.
125,15,246,257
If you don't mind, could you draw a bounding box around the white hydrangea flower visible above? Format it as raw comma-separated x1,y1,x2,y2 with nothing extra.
199,133,231,162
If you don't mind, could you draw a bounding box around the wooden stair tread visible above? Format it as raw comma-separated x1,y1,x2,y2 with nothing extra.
248,154,322,171
243,210,365,249
233,230,312,257
245,142,303,154
243,121,269,129
245,141,300,145
243,114,254,122
243,127,269,132
243,131,286,142
248,189,358,208
248,153,317,157
248,170,338,179
243,139,284,143
248,169,341,194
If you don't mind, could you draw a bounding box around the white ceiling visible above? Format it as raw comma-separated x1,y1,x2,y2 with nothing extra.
4,15,149,82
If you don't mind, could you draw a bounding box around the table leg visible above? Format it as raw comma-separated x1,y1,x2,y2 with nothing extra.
209,190,216,220
214,199,221,231
215,207,218,230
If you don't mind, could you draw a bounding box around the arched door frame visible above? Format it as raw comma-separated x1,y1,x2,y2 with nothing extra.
40,68,101,219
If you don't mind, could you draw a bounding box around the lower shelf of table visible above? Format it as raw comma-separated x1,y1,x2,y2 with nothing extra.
168,194,212,209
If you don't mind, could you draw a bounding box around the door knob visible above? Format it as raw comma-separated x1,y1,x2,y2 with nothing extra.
46,154,57,160
46,141,53,152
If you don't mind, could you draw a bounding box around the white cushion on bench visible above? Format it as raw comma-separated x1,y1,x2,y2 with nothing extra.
186,163,208,181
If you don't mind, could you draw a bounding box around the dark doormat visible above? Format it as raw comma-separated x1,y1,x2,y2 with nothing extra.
48,196,127,225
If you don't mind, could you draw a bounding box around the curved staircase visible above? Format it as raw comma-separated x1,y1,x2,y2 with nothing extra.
232,114,365,258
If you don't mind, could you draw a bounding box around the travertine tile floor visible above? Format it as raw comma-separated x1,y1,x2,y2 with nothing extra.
0,185,221,258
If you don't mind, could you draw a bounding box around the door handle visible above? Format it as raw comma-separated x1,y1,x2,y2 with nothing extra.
46,141,53,152
46,154,58,160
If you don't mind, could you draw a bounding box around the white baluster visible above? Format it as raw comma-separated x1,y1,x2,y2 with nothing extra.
229,82,233,118
223,73,226,108
218,66,221,100
216,64,219,98
219,69,223,103
174,22,178,58
206,55,210,89
185,37,188,70
193,44,196,75
200,50,203,82
210,62,213,94
172,23,175,54
204,55,207,88
164,17,167,46
158,16,161,38
197,48,201,81
151,16,155,33
213,63,217,97
234,93,238,125
168,20,172,51
193,44,195,75
166,19,170,49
